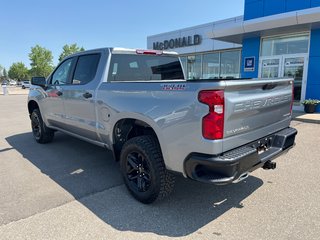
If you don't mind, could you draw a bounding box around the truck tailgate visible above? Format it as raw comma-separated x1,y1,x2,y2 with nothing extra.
224,78,293,139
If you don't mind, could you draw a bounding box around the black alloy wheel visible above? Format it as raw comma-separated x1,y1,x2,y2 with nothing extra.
31,112,41,140
30,109,54,144
120,135,175,204
126,151,151,192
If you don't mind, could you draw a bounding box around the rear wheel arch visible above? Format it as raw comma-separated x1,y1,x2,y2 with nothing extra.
112,118,162,161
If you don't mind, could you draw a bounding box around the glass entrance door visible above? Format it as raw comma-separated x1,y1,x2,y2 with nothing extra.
283,57,305,104
261,58,281,78
260,55,308,107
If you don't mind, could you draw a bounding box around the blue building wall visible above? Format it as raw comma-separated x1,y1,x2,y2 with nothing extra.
243,0,320,111
244,0,320,20
241,37,260,78
306,29,320,111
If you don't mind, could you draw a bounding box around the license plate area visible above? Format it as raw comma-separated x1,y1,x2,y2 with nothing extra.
251,136,274,155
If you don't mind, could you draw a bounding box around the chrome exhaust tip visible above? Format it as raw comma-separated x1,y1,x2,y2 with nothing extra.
233,172,249,183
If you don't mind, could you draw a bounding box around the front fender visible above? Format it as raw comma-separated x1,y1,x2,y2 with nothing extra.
28,87,48,123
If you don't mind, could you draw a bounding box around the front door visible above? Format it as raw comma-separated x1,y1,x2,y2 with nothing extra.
42,57,76,129
62,53,101,141
260,54,308,109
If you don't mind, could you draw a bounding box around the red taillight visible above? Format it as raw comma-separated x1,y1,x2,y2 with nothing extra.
198,90,224,140
136,50,163,55
290,81,294,115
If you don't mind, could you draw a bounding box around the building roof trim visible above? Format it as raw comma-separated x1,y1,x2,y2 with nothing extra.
147,16,243,39
208,7,320,43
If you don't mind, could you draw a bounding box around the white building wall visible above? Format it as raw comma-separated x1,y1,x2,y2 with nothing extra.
147,17,243,55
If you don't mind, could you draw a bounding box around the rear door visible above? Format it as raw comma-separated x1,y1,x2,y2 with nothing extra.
223,78,293,139
61,53,102,141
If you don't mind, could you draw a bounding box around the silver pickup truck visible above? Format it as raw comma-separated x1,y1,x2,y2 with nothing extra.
28,47,297,203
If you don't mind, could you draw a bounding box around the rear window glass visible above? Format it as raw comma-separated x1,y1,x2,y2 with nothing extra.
73,54,100,85
108,54,184,81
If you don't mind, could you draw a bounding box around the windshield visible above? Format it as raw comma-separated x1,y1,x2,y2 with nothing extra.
108,54,184,81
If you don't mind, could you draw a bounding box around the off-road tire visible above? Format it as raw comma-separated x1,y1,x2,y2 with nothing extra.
31,109,54,144
120,135,175,204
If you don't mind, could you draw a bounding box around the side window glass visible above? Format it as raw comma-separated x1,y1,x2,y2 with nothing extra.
51,58,73,85
72,54,100,85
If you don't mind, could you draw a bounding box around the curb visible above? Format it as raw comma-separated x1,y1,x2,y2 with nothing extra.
292,112,320,124
292,118,320,124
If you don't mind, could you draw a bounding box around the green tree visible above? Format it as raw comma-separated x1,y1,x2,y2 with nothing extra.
29,45,54,77
59,43,85,62
8,62,29,80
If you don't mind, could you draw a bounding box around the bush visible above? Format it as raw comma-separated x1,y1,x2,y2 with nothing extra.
301,99,320,105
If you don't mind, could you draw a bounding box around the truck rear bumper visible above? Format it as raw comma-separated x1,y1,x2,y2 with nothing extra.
184,127,297,185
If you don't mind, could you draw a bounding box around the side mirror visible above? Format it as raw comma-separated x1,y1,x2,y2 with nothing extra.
31,77,46,88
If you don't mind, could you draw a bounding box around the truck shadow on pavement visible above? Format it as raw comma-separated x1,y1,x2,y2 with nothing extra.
6,132,263,237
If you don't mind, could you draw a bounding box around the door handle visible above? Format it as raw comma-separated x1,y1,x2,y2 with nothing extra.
56,91,63,96
262,83,277,90
83,92,92,99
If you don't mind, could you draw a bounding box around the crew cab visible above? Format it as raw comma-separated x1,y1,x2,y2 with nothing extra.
28,47,297,203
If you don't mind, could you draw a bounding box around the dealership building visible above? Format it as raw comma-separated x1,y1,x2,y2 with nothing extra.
147,0,320,111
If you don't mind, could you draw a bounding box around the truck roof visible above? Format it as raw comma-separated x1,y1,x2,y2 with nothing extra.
64,47,178,61
111,47,179,56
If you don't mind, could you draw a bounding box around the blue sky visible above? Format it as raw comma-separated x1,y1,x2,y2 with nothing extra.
0,0,244,70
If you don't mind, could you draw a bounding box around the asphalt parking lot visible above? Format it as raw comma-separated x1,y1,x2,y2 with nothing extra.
0,95,319,240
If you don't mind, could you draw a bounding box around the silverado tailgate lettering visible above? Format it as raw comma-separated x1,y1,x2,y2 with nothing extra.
234,94,291,112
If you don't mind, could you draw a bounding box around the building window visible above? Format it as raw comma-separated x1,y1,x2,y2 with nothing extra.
187,55,201,80
261,34,309,56
202,53,220,79
181,49,241,80
180,56,187,77
220,51,240,79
